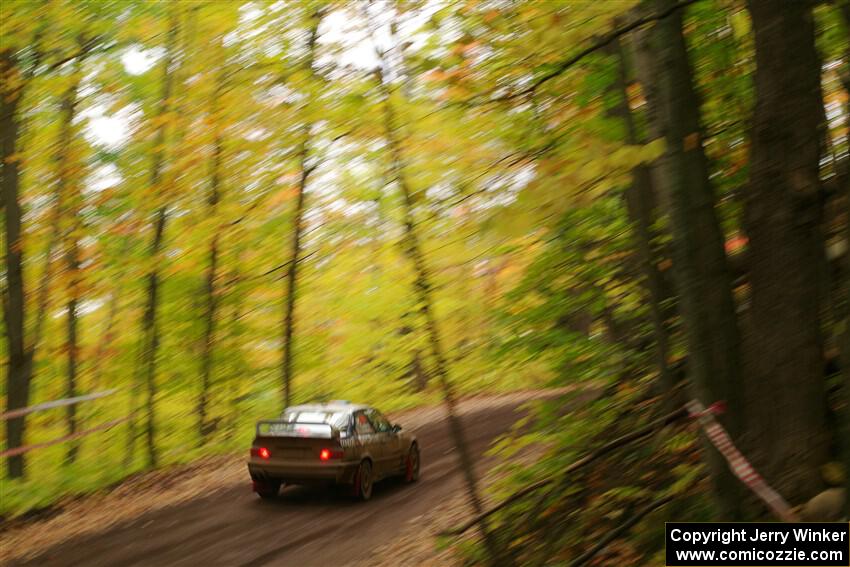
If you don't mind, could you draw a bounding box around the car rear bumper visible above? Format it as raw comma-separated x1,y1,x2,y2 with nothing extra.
247,459,359,485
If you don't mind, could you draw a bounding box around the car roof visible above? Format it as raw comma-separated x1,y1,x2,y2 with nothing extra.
283,401,371,414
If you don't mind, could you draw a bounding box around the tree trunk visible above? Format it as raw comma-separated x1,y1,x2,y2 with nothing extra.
411,350,428,392
131,9,180,470
64,283,80,464
1,49,32,479
139,209,167,469
281,131,308,409
610,37,674,398
280,10,322,408
375,64,509,567
56,46,87,464
743,0,829,505
834,0,850,519
838,159,850,518
198,65,226,443
643,0,745,518
198,238,219,439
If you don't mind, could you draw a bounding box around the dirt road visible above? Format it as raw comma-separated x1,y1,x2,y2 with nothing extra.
6,395,554,567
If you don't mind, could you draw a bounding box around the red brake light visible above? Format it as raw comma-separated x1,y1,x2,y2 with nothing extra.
319,448,342,461
252,447,270,459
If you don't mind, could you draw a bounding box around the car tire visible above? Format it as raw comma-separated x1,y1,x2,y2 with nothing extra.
255,479,281,500
404,444,420,483
352,460,373,501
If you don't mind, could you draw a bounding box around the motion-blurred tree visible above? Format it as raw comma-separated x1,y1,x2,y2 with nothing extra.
1,7,848,564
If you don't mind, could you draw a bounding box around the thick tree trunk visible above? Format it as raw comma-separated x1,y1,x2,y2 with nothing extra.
644,0,745,518
835,0,850,519
743,0,829,504
610,37,674,397
280,11,321,408
838,170,850,518
843,214,850,517
3,36,88,475
1,49,34,479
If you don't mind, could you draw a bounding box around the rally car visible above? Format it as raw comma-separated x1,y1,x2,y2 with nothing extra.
247,401,420,501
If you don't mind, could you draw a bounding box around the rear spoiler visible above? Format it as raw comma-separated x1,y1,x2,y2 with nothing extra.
255,419,339,439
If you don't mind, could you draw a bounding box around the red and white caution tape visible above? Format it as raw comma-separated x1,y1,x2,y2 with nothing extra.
687,399,798,522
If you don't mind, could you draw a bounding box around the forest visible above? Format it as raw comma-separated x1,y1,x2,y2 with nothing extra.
1,0,849,565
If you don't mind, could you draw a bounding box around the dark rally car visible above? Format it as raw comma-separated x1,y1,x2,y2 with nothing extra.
247,401,420,501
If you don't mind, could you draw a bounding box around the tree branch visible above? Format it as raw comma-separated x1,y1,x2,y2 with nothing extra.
490,0,702,103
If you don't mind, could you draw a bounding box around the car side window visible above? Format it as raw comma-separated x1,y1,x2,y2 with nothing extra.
340,413,354,438
354,411,375,436
367,409,392,433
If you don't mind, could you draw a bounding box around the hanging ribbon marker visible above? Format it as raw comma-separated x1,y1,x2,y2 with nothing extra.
686,399,798,522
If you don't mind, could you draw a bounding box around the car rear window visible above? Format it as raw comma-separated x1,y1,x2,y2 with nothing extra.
280,410,349,430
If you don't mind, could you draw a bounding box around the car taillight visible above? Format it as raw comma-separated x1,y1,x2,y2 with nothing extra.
319,448,343,461
251,447,270,460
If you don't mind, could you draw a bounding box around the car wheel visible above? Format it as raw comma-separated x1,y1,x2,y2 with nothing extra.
254,479,281,500
353,460,373,501
404,444,420,483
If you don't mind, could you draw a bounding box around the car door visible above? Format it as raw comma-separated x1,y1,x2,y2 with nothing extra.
366,409,402,477
353,410,381,468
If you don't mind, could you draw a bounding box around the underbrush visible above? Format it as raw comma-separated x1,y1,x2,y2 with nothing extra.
447,379,715,566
